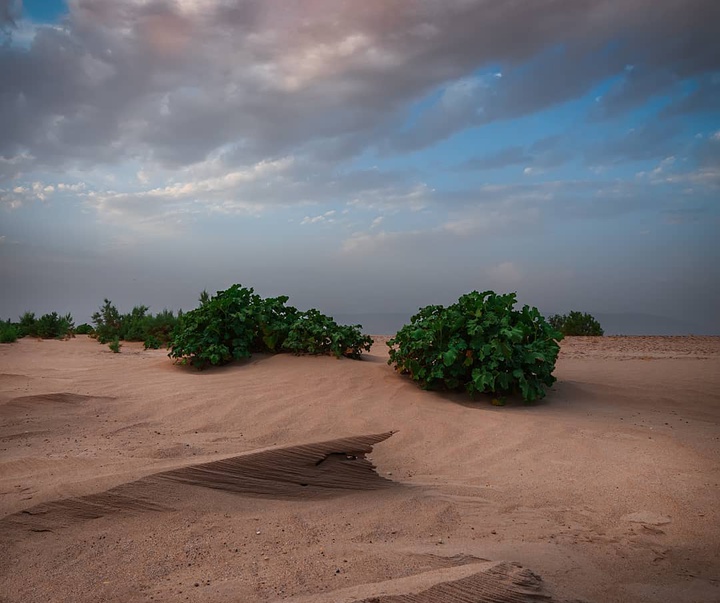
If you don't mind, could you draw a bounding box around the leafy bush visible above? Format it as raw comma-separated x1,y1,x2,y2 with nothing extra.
283,309,371,359
143,335,162,350
548,311,603,336
0,321,19,343
108,337,122,353
35,312,74,339
168,284,372,367
387,291,563,403
75,323,94,335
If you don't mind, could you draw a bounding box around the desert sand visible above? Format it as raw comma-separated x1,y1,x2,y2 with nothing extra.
1,335,719,602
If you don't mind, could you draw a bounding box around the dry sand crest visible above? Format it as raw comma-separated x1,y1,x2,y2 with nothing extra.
1,335,719,602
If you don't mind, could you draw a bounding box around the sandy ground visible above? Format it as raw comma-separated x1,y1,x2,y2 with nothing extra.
1,335,719,602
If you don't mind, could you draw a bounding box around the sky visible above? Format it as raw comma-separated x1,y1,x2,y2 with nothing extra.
1,0,719,333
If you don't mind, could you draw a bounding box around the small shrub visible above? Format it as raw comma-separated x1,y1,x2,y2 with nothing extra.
18,312,37,337
92,299,122,343
548,311,603,336
169,284,372,367
387,291,563,403
108,337,122,353
143,335,162,350
0,321,19,343
75,323,94,335
35,312,74,339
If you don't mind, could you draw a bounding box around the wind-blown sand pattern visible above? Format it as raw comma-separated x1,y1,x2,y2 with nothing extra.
3,433,396,533
1,336,719,602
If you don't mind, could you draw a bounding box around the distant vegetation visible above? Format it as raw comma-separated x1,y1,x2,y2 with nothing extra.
108,337,122,353
548,311,604,336
387,291,563,403
0,320,19,343
1,312,75,341
92,299,179,349
168,284,372,367
75,323,94,335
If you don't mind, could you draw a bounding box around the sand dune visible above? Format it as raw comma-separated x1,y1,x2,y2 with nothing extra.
4,433,396,534
1,336,719,602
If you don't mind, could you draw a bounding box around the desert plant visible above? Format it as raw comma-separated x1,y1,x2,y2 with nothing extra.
18,312,37,337
387,291,563,403
119,305,150,341
108,337,122,353
35,312,74,339
168,284,372,367
93,299,122,343
143,308,179,344
91,299,179,345
0,321,19,343
548,311,603,336
143,335,162,349
75,323,94,335
282,309,371,359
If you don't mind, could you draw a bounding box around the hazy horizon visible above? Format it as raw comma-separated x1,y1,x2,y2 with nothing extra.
1,0,719,334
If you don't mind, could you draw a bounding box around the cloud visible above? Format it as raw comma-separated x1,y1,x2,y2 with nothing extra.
586,122,683,166
2,0,718,173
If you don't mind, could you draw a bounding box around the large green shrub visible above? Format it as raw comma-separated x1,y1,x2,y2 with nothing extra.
168,284,372,367
548,311,603,336
387,291,563,403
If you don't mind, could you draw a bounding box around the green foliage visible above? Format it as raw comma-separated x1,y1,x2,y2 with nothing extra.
35,312,74,339
75,323,94,335
92,299,122,343
548,311,604,336
143,335,162,350
92,299,179,345
387,291,563,403
283,309,371,359
169,284,372,367
0,321,19,343
108,337,122,353
18,312,37,337
121,305,150,341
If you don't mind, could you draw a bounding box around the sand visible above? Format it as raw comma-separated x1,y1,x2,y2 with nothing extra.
1,335,719,602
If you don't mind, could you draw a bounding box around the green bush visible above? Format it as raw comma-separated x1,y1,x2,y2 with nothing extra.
35,312,74,339
283,309,371,359
548,311,603,336
387,291,563,403
168,284,372,367
93,299,122,343
92,300,179,345
75,323,94,335
0,321,19,343
18,312,37,337
143,335,162,350
108,337,122,353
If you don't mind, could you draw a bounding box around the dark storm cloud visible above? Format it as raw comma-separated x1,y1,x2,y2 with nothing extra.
1,0,719,172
